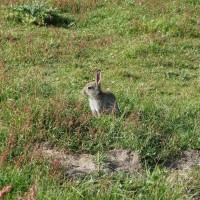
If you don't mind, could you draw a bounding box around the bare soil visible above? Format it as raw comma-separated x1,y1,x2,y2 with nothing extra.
165,150,200,184
32,143,200,178
32,143,142,178
165,150,200,171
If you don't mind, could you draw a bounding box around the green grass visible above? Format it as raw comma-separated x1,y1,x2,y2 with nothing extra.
0,0,200,199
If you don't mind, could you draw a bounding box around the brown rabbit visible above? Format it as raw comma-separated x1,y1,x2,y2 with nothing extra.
82,70,119,115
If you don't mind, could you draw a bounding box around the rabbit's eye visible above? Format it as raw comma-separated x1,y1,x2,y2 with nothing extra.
88,86,92,89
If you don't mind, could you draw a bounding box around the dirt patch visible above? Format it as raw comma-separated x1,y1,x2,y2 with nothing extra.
106,149,141,174
32,143,199,179
165,150,200,171
166,150,200,183
32,143,142,178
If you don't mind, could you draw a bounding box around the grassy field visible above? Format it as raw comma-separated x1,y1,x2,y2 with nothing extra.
0,0,200,199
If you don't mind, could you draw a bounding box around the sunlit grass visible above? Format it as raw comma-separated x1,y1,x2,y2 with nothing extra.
0,0,199,199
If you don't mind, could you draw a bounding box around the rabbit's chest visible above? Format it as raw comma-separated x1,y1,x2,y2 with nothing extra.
89,99,100,113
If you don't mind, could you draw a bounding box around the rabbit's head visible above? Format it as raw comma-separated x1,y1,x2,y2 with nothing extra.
83,70,102,99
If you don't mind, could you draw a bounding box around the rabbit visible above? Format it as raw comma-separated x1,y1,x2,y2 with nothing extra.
82,70,119,115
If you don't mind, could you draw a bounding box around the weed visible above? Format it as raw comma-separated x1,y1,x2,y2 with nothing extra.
6,1,73,27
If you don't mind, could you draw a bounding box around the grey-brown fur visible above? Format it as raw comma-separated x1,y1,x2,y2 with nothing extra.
82,70,119,115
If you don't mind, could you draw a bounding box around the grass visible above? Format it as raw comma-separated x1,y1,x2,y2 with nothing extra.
0,0,200,199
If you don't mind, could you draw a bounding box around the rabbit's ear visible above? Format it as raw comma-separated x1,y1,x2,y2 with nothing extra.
96,70,102,85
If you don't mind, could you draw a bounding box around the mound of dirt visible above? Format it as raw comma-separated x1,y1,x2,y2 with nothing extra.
32,143,142,178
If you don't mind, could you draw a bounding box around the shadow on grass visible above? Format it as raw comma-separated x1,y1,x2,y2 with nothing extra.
42,13,74,28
